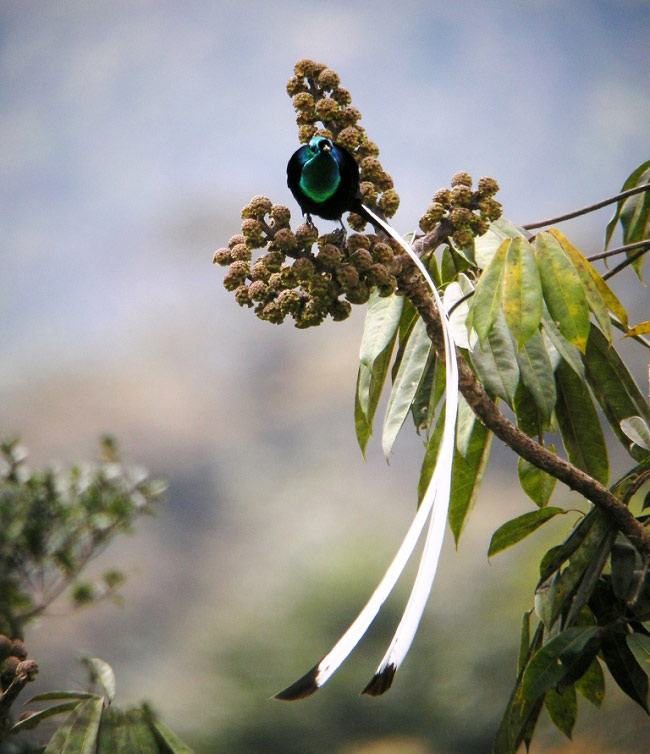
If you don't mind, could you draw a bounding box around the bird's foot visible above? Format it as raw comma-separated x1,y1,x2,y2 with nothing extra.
332,222,347,246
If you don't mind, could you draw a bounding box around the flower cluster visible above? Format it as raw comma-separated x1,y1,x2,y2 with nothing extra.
419,172,502,247
288,58,399,230
213,195,400,328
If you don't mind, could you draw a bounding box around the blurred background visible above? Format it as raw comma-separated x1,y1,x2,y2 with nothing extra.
1,1,649,752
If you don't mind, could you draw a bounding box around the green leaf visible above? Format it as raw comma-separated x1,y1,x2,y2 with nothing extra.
550,228,628,332
96,707,124,754
449,412,493,544
574,657,605,707
605,161,650,281
611,540,638,601
455,393,476,459
10,702,82,734
471,237,509,344
521,626,601,700
538,509,598,584
541,314,585,379
544,684,577,739
515,330,556,422
417,402,446,503
534,232,590,353
502,237,543,349
518,452,557,508
382,316,431,458
627,320,650,337
620,416,650,451
601,629,649,711
583,326,650,459
44,696,104,754
488,507,566,557
355,340,394,456
518,611,532,676
555,360,609,484
28,692,100,703
125,709,159,753
359,289,404,370
81,657,116,703
149,718,195,754
627,632,650,678
470,309,519,407
513,382,546,439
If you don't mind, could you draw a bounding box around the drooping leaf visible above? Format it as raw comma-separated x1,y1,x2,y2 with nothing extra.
125,709,159,754
359,289,404,370
449,413,493,544
574,657,605,707
538,509,598,584
44,696,104,754
515,330,556,423
502,237,542,349
417,402,446,503
96,706,125,754
555,360,609,484
518,452,557,508
626,632,650,678
513,382,546,439
600,629,649,711
355,340,395,456
605,160,650,248
534,232,590,353
382,316,431,458
611,540,638,601
470,309,519,407
10,702,82,734
544,684,577,739
583,326,650,459
617,171,650,280
488,507,566,557
620,416,650,451
28,692,99,703
521,626,601,700
541,314,585,379
471,237,509,344
81,656,116,703
549,228,628,333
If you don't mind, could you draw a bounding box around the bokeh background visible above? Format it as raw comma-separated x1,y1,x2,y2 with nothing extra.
2,1,649,752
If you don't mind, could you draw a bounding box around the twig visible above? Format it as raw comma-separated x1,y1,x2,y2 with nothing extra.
587,239,650,262
522,183,650,231
602,246,648,280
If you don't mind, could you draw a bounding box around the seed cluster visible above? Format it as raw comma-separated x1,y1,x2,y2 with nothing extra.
419,172,502,247
288,58,399,230
0,635,37,690
214,196,401,328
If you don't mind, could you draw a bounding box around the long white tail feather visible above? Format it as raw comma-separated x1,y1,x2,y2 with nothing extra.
275,206,459,699
360,205,459,686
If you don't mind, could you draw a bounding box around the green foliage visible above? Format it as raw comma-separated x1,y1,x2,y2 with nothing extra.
0,437,165,637
10,659,193,753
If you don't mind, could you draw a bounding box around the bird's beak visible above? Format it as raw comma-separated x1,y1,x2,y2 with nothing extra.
322,143,331,152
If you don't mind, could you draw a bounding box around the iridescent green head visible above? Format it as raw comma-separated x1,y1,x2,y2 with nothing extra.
298,137,341,202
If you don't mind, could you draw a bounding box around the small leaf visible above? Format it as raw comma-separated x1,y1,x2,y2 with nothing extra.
81,657,116,703
535,232,590,353
449,413,493,544
555,360,609,484
488,507,566,557
471,237,509,344
544,684,577,739
470,309,519,407
620,416,650,451
549,228,628,332
10,702,82,734
382,316,431,458
574,657,605,707
502,237,543,349
515,330,556,423
518,453,557,508
521,626,601,700
627,632,650,678
600,629,649,711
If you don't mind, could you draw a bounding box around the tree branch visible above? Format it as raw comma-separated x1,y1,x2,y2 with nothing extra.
602,246,648,280
522,183,650,231
402,278,650,560
587,239,650,262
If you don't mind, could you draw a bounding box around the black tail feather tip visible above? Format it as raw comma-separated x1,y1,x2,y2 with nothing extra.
361,664,397,696
274,665,320,701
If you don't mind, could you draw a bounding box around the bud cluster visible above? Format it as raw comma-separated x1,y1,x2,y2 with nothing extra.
214,197,400,328
0,636,37,690
287,59,399,229
419,172,502,246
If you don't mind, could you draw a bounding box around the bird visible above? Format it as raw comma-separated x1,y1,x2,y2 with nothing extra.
277,138,460,701
286,136,382,232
